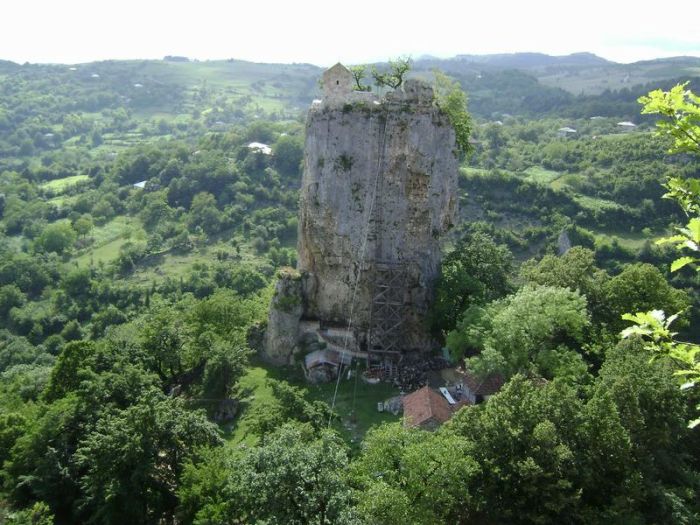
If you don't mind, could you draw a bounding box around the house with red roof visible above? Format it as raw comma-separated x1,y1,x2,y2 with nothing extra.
402,386,468,431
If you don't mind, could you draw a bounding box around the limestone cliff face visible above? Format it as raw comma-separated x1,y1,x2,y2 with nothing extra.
296,80,459,351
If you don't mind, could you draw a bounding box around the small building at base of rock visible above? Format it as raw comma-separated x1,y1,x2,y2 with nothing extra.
456,370,504,404
402,385,468,431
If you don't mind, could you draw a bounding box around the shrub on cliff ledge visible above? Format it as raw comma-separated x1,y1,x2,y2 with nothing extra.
434,71,473,157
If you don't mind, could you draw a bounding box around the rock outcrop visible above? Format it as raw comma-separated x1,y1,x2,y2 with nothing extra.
263,269,303,365
263,64,459,364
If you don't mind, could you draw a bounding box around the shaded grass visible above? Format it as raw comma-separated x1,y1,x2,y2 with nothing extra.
304,367,401,444
226,361,400,448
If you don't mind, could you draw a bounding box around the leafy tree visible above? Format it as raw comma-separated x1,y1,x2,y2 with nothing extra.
603,263,689,332
625,83,700,427
72,214,93,238
431,231,513,336
139,305,190,383
177,446,242,524
0,331,52,373
520,247,609,321
372,57,411,90
74,393,221,525
236,423,354,525
242,379,331,439
456,285,590,380
187,192,222,235
448,377,583,524
4,396,85,520
434,71,474,156
180,423,354,525
61,268,93,300
139,192,174,231
0,412,28,466
350,423,480,524
88,305,128,339
5,502,55,525
35,222,76,255
592,340,699,518
0,284,26,317
43,341,95,401
348,65,370,92
60,320,82,342
273,134,303,177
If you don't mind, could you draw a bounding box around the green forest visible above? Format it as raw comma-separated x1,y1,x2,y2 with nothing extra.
0,56,699,524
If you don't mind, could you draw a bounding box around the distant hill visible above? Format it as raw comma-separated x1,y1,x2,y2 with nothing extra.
415,52,700,95
0,53,697,126
0,59,20,73
448,52,611,69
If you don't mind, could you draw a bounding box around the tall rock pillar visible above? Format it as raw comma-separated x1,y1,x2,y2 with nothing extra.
264,64,459,363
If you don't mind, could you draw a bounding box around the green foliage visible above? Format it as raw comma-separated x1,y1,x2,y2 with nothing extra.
74,393,221,525
273,134,304,177
371,57,411,90
43,341,94,401
71,214,93,238
350,423,480,524
593,341,699,519
603,263,689,332
0,284,26,317
241,379,332,439
348,65,370,92
639,82,700,154
35,221,76,254
521,247,609,319
179,423,354,525
621,311,700,428
187,192,222,235
5,502,54,525
431,231,513,337
434,71,474,156
456,285,590,380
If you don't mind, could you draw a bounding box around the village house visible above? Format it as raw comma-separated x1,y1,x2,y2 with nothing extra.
403,386,468,431
458,370,504,404
557,126,577,138
617,121,637,132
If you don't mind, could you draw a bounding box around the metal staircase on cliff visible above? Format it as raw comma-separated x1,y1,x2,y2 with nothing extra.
366,117,407,356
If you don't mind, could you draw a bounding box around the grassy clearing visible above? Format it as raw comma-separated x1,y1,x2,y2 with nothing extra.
74,216,144,267
127,231,262,287
226,366,278,446
305,369,400,444
523,166,563,185
227,361,400,448
593,228,667,251
47,194,80,207
574,194,624,212
40,174,89,193
75,237,131,267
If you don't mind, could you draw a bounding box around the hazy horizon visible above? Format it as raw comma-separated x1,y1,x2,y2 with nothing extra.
4,50,700,68
2,0,699,66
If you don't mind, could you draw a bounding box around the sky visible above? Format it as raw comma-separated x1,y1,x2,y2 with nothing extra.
1,0,699,65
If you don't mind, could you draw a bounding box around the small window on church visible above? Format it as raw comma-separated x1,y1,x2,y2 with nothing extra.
336,80,339,85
